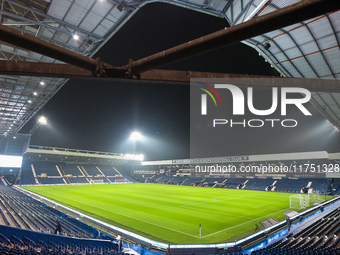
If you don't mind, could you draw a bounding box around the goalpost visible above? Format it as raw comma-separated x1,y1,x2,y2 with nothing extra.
309,190,325,204
91,179,104,184
290,194,310,209
290,191,325,209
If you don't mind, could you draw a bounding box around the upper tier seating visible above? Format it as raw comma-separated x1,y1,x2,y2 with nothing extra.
20,162,134,185
60,165,82,177
82,165,102,176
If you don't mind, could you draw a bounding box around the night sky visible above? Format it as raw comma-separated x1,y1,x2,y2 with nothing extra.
21,3,340,160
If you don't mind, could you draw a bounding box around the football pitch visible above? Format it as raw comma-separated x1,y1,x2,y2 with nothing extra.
23,183,295,244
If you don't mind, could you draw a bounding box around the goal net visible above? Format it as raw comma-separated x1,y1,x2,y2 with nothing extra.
309,190,325,204
92,179,104,184
290,194,310,209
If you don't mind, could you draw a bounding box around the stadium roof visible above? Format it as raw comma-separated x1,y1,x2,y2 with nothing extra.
24,145,144,164
242,0,340,130
0,0,135,135
0,0,339,136
142,150,340,165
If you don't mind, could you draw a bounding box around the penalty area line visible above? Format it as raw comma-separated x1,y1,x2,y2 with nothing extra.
181,194,261,207
36,190,199,238
182,206,254,220
201,208,290,238
253,200,287,208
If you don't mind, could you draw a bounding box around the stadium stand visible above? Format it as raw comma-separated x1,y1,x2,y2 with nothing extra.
20,162,36,186
12,158,340,255
0,185,97,237
112,166,135,183
0,227,119,255
184,177,204,186
83,165,106,177
138,175,157,183
33,162,60,177
274,178,331,194
166,176,186,185
0,178,146,255
242,179,274,191
275,179,309,193
60,165,83,177
37,178,65,185
155,175,172,184
19,161,134,185
250,206,340,255
133,174,336,195
133,173,154,183
224,178,247,189
333,179,340,195
69,177,90,184
97,166,130,182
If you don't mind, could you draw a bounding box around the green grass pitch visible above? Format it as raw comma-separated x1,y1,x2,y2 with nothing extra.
23,183,296,244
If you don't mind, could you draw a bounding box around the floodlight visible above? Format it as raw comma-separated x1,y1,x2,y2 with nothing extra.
73,34,79,40
40,81,45,86
130,131,142,141
38,116,47,125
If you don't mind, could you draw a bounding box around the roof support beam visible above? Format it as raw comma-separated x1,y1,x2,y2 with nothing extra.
1,60,340,92
0,60,126,78
0,23,105,73
1,0,339,80
126,0,340,75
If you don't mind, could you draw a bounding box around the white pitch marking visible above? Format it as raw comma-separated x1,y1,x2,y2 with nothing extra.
181,194,263,207
38,190,199,238
201,208,290,238
183,206,254,219
253,200,287,208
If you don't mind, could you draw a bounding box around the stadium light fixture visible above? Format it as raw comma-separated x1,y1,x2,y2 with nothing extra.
124,154,144,161
130,131,142,141
29,116,47,135
73,34,79,40
38,116,47,125
40,81,45,86
130,131,143,155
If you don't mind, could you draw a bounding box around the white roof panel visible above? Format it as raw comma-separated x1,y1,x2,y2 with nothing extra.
75,0,96,10
47,0,72,20
79,11,102,32
64,4,88,27
91,1,113,17
241,1,340,129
